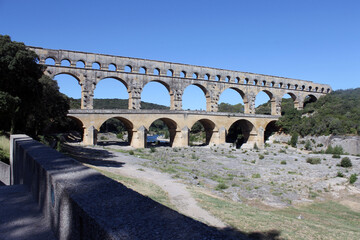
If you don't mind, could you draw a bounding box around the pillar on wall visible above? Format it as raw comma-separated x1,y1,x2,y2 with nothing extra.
243,127,264,149
209,127,226,145
170,89,183,110
80,79,94,109
128,86,142,110
271,98,282,116
244,93,256,114
83,126,97,145
130,126,147,148
172,126,189,147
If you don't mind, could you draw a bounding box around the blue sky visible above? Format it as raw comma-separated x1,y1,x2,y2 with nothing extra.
1,0,359,109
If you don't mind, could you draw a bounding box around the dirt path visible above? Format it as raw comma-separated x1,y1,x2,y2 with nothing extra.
94,151,227,228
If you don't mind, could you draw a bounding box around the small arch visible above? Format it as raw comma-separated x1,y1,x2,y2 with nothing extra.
262,81,266,86
215,75,221,81
204,74,210,80
327,88,331,93
279,82,283,88
154,68,160,75
92,62,101,69
253,79,258,85
271,81,275,87
287,83,291,89
308,86,312,91
315,87,319,92
193,72,198,79
226,119,255,148
167,69,173,77
61,59,71,67
264,120,279,143
45,57,55,65
190,119,216,146
245,78,249,84
235,77,240,83
180,71,186,78
139,67,146,74
98,117,134,146
294,84,298,90
76,60,85,68
148,118,178,147
321,87,324,93
301,85,306,90
124,65,132,73
225,76,230,82
108,63,116,71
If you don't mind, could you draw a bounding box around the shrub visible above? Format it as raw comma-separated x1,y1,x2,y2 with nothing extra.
280,160,287,165
340,157,352,168
150,147,156,153
304,140,312,150
332,154,341,158
129,150,134,155
259,154,265,159
337,172,344,177
252,173,261,178
326,145,344,155
349,174,358,184
289,133,298,147
116,132,123,139
215,182,229,190
306,157,321,164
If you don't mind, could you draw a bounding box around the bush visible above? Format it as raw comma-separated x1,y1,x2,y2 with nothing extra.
289,133,298,147
349,174,358,184
259,154,264,159
252,173,261,178
280,160,287,165
306,157,321,164
129,150,134,155
332,154,341,158
304,140,312,150
326,145,344,155
150,147,156,153
215,183,229,190
337,172,344,177
340,157,352,168
116,132,123,139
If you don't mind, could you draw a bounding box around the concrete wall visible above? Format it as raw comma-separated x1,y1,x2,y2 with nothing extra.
0,161,10,185
10,134,249,240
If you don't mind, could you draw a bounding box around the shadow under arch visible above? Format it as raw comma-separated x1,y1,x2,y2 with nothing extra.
63,116,84,143
189,119,216,146
264,120,279,143
97,117,134,146
148,117,178,147
303,94,318,108
226,119,255,148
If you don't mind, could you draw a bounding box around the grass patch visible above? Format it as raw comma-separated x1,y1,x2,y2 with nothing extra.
89,166,175,209
191,188,360,240
0,135,10,164
306,157,321,165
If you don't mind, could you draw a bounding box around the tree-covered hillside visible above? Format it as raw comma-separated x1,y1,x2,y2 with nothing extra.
277,88,360,136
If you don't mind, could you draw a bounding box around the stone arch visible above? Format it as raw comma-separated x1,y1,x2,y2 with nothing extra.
61,59,71,66
218,87,245,112
255,90,274,115
76,60,85,68
147,117,178,147
97,116,134,145
182,83,210,111
92,62,101,69
141,80,171,108
45,57,57,65
189,118,216,146
94,77,129,105
264,120,278,143
303,94,318,108
226,119,255,148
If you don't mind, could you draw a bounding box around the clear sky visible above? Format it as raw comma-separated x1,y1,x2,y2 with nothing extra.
1,0,359,109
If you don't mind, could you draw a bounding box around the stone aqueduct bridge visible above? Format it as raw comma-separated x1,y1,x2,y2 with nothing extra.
29,46,331,148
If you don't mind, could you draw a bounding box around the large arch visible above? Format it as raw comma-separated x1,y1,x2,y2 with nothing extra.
141,80,171,109
94,77,129,109
64,116,84,142
189,119,216,146
182,83,209,111
264,120,279,143
218,87,245,113
226,119,255,148
97,117,134,146
255,90,273,115
53,73,82,100
148,118,178,147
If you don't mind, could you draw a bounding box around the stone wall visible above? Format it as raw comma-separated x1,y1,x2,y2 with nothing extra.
10,134,250,240
0,161,10,185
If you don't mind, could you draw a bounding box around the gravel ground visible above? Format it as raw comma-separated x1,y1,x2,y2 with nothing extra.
88,135,360,209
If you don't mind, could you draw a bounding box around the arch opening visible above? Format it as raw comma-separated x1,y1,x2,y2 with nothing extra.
61,59,71,67
97,117,133,146
264,120,279,143
226,120,254,148
54,73,81,104
108,64,116,71
204,74,210,80
94,78,128,109
180,71,186,78
167,69,173,77
139,67,146,74
154,68,160,75
303,94,317,109
92,62,100,69
182,84,208,110
76,61,85,68
189,119,215,146
255,90,273,115
281,93,296,115
124,65,132,72
45,57,55,65
141,81,170,109
218,88,245,113
148,118,177,147
61,116,84,143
